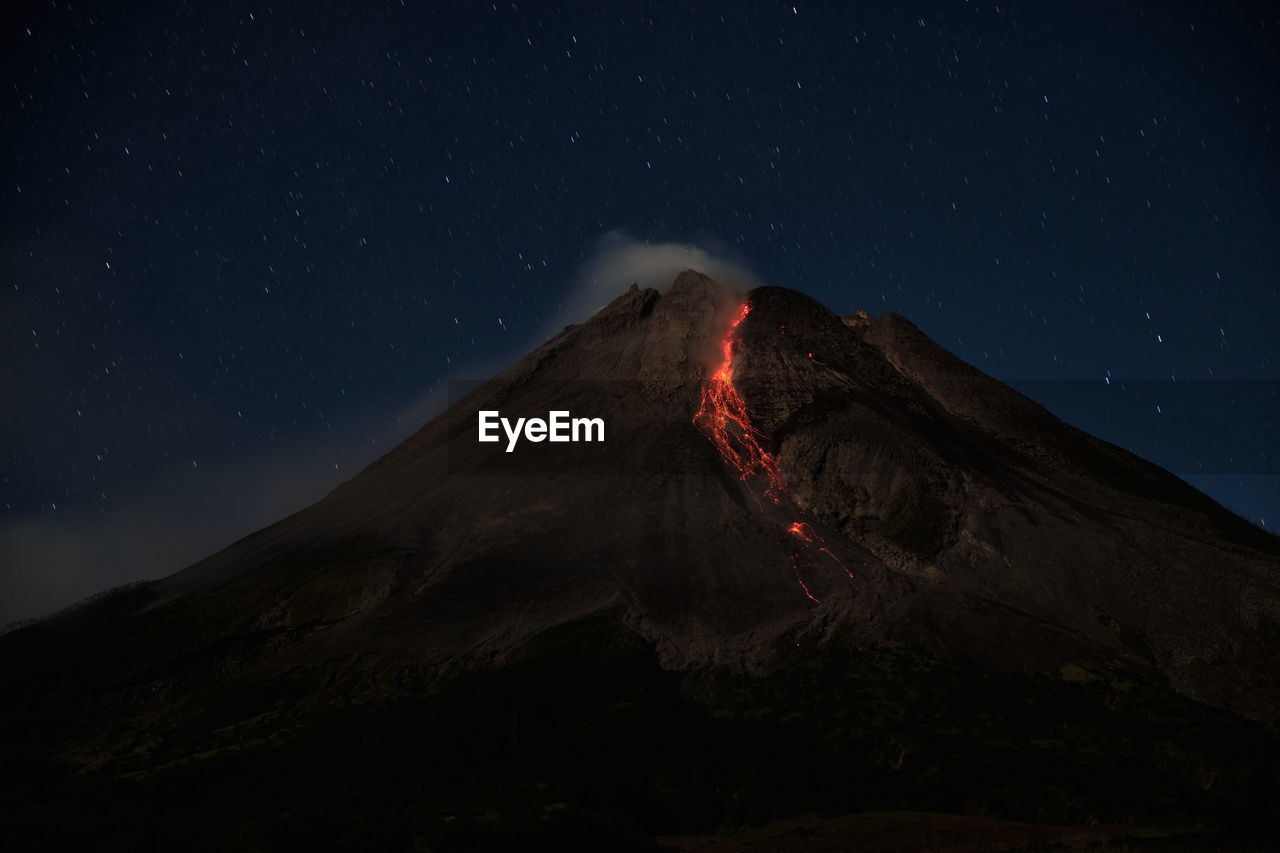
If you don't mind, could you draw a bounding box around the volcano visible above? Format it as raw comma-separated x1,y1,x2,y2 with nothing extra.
4,272,1280,851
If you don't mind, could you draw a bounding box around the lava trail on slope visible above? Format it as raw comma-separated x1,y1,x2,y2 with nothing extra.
693,299,851,602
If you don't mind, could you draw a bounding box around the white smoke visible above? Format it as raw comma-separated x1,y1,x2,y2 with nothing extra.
551,230,761,333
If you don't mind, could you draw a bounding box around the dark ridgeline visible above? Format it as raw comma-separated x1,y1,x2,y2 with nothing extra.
4,271,1279,851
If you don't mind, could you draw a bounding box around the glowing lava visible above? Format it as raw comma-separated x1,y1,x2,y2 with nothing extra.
692,302,786,503
694,299,853,603
789,521,854,579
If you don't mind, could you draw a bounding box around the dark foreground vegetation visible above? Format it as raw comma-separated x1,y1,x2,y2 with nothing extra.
4,611,1277,851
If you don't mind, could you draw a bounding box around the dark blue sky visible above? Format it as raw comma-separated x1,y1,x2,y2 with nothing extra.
3,0,1277,623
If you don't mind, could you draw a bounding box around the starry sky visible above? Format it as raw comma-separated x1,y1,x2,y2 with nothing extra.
3,0,1277,624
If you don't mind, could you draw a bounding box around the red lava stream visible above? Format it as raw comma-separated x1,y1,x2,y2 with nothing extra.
693,299,851,602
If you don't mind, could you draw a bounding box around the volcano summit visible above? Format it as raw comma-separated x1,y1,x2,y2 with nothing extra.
4,271,1279,850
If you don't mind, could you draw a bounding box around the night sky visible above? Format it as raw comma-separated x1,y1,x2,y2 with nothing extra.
3,0,1277,624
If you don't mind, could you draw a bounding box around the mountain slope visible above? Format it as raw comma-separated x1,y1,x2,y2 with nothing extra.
3,271,1278,850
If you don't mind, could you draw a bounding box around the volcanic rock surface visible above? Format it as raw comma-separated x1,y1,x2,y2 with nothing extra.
4,271,1279,850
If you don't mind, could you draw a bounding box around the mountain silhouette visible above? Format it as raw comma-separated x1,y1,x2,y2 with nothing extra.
4,271,1279,851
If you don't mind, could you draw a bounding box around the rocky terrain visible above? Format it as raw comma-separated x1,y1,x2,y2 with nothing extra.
4,271,1278,850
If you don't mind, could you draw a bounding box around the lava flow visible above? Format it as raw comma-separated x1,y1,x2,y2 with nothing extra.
693,299,851,603
788,521,854,591
692,301,786,503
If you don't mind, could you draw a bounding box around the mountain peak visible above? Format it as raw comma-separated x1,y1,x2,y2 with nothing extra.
6,272,1279,847
18,272,1278,710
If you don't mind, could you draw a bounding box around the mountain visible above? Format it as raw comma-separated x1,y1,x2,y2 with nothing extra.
4,271,1279,851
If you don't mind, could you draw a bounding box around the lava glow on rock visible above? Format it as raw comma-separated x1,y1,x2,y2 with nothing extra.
693,299,851,602
787,521,853,603
692,301,786,504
